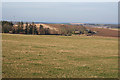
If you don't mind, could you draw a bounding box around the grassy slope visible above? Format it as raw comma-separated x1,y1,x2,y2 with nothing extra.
2,34,118,78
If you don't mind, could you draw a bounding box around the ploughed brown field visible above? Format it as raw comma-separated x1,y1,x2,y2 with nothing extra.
86,27,119,37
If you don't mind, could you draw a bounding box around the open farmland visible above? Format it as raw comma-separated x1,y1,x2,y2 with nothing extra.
2,34,118,78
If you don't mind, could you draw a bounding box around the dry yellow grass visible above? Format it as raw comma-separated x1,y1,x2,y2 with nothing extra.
2,33,118,78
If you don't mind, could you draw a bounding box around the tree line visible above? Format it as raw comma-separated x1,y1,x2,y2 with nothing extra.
12,22,51,35
1,21,95,36
2,21,50,35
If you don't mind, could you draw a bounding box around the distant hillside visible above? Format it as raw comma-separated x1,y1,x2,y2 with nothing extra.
70,23,118,29
47,24,119,37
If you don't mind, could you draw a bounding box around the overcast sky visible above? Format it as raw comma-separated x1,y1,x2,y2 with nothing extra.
2,2,118,24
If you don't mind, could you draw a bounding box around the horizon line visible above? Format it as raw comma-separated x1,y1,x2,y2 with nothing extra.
1,20,118,24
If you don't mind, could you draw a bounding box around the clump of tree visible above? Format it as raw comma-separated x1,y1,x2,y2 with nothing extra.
59,25,94,36
2,21,13,33
60,26,72,36
11,22,50,35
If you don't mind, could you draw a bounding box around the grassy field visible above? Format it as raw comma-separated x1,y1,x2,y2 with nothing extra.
2,34,118,78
